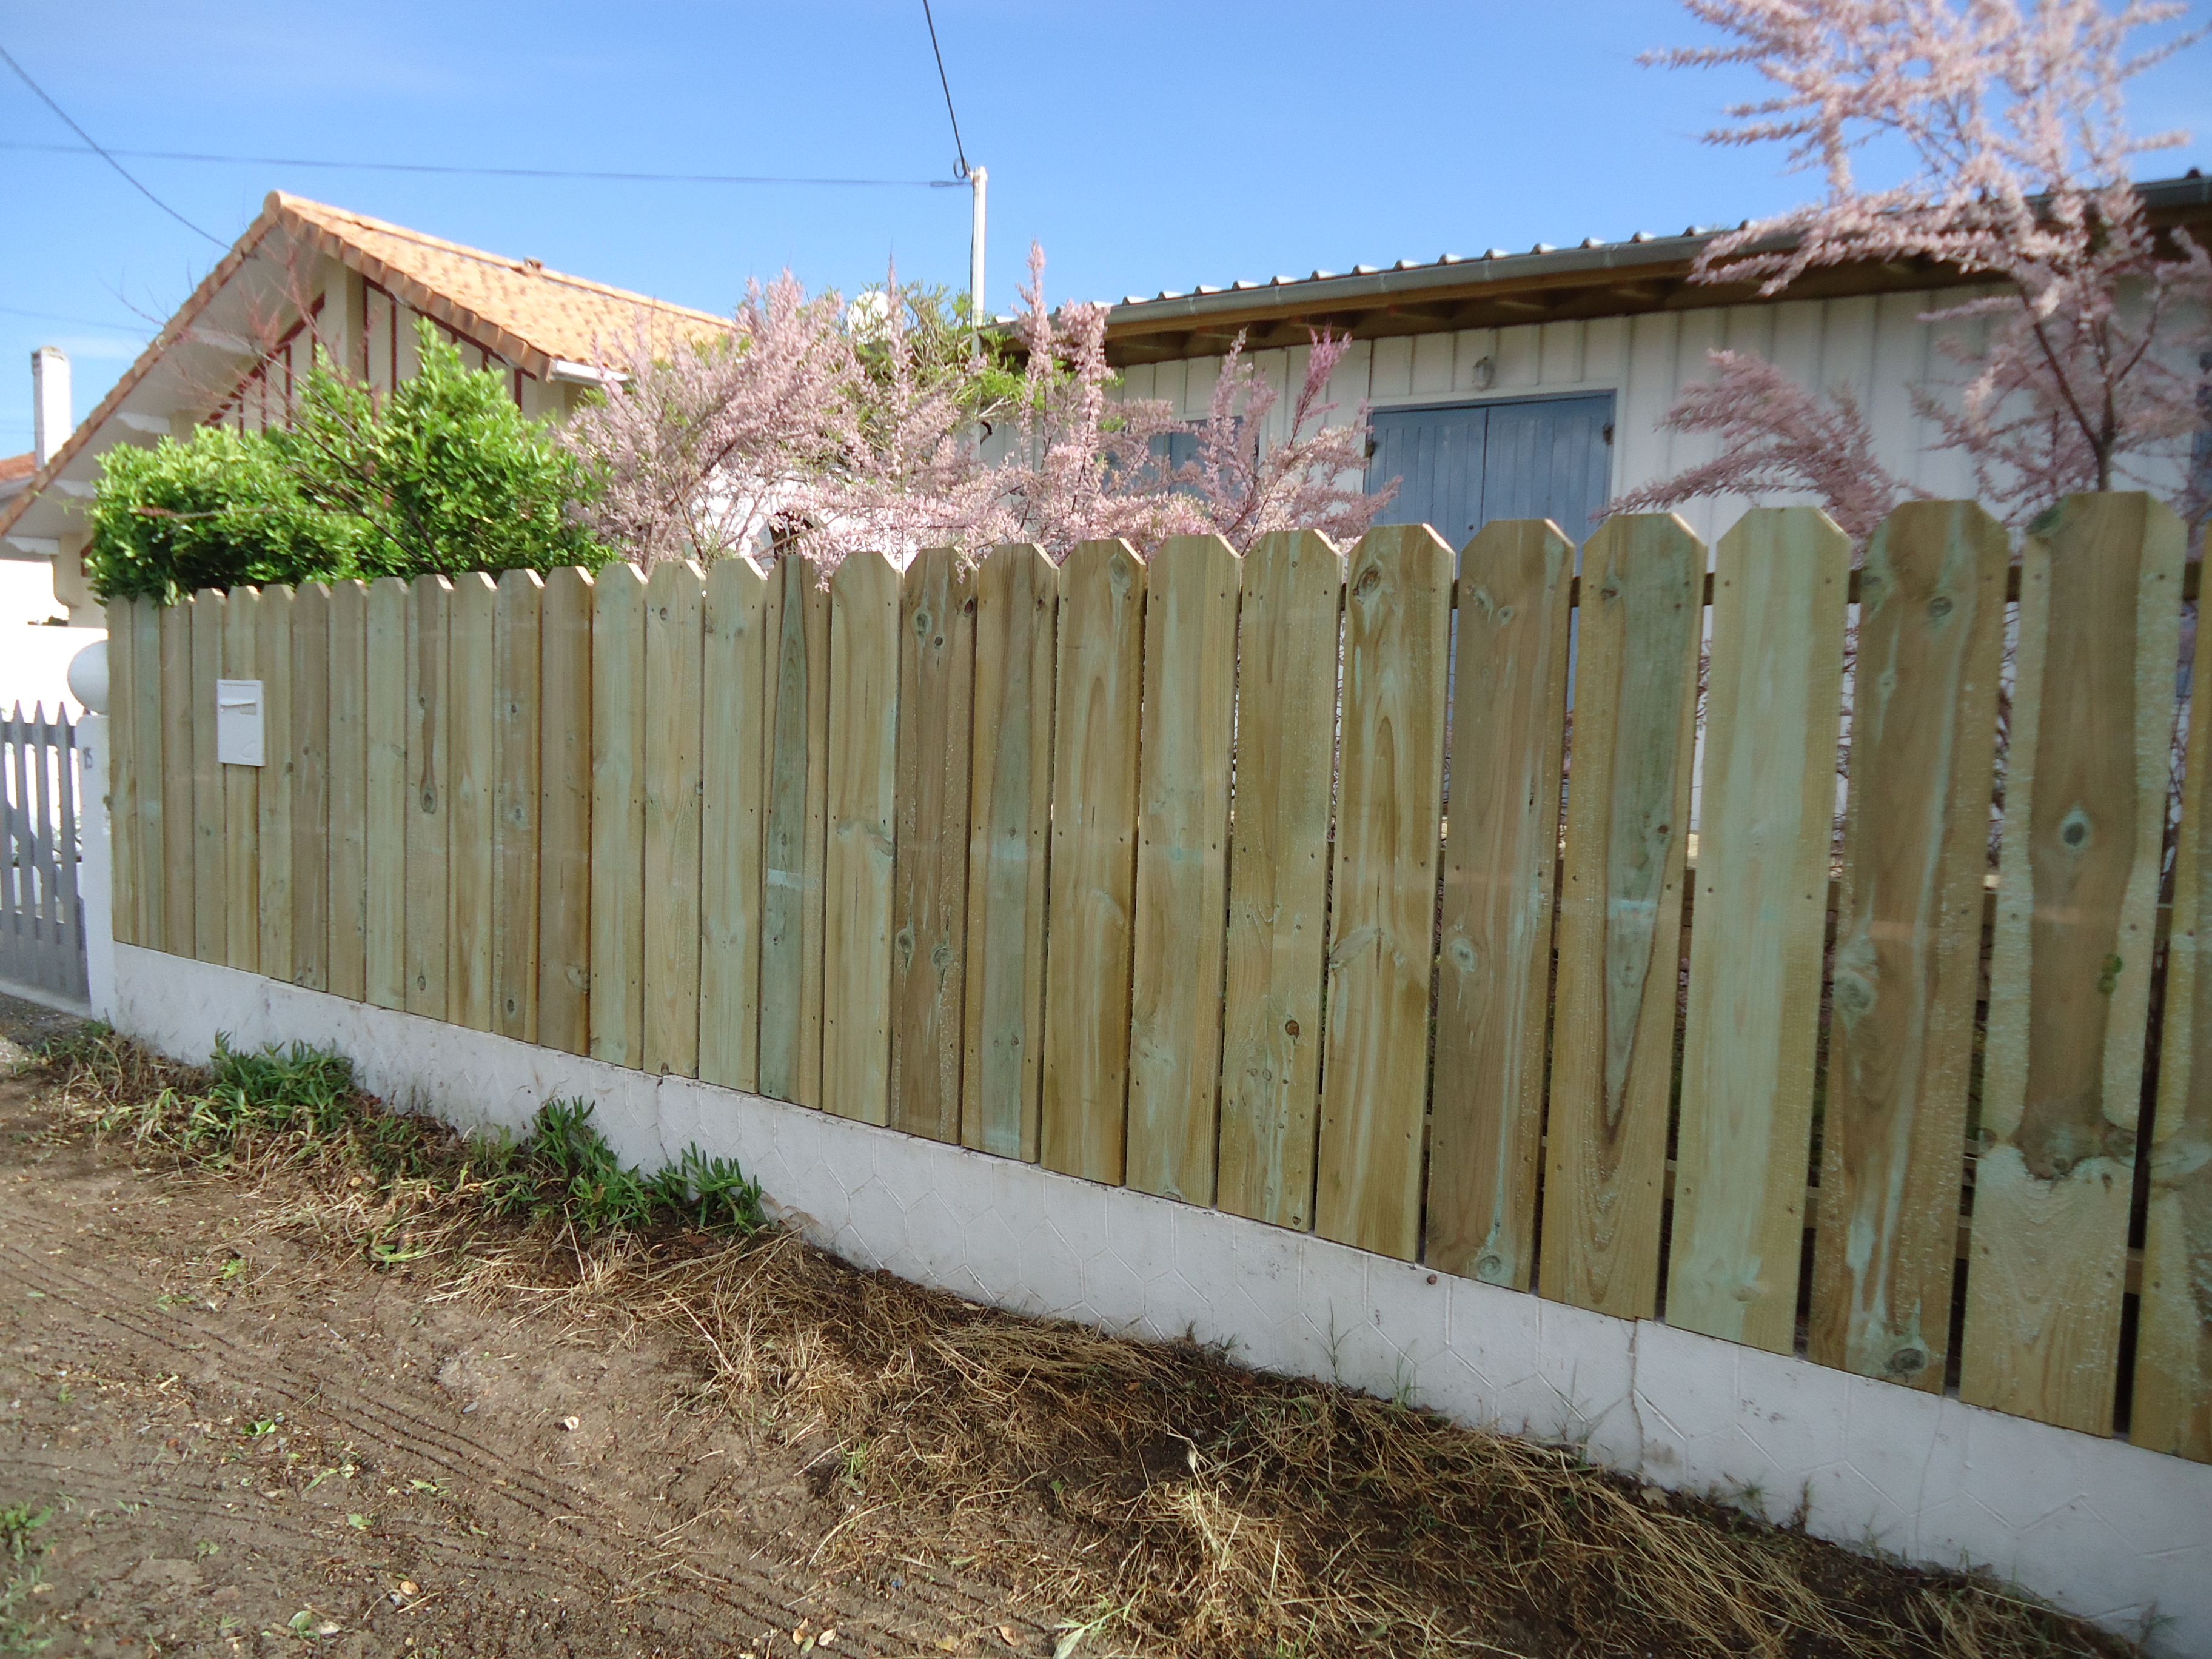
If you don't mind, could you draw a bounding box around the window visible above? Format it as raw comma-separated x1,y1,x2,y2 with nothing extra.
1366,392,1616,551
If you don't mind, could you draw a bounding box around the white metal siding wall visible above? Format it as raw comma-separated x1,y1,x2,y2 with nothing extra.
1118,288,2009,548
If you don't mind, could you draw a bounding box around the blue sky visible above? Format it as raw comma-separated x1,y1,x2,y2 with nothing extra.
3,0,2207,455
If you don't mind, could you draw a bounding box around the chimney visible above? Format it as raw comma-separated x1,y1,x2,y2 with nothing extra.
32,347,70,469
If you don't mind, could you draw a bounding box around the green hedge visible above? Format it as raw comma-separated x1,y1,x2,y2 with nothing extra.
89,319,612,604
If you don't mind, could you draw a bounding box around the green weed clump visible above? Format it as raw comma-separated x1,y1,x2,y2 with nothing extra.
44,1027,765,1244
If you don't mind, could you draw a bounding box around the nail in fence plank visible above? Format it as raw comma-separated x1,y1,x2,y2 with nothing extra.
493,571,543,1044
759,555,830,1107
1427,519,1573,1289
1315,525,1453,1259
404,575,451,1019
2136,519,2212,1463
290,585,330,991
1041,539,1147,1184
364,578,409,1011
1218,531,1342,1228
107,597,138,948
590,562,648,1069
537,568,594,1056
700,558,768,1090
1127,535,1241,1203
131,600,166,952
1810,501,2006,1388
1670,506,1851,1352
326,582,368,1001
960,543,1056,1160
826,549,902,1125
1540,514,1703,1319
643,560,706,1076
890,545,976,1140
256,586,295,984
161,600,196,954
447,572,498,1031
223,586,260,973
190,590,225,962
1962,492,2183,1433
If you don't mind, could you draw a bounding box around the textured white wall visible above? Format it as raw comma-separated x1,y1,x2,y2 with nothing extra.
110,943,2212,1659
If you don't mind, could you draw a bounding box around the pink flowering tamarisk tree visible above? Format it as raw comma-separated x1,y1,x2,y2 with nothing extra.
568,244,1387,574
1621,0,2211,534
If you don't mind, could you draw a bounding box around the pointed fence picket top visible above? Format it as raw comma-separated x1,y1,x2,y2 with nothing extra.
99,504,2212,1467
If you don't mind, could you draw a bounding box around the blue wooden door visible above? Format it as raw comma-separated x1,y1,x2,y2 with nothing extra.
1367,392,1615,551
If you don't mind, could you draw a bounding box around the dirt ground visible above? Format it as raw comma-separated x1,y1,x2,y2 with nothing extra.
0,999,2142,1659
0,1000,1042,1659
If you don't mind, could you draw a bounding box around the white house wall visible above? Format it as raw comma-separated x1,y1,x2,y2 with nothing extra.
1121,289,2015,549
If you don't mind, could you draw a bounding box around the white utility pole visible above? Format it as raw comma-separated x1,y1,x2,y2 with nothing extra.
968,165,988,333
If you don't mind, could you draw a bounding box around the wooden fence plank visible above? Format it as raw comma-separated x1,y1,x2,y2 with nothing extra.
132,601,167,953
447,572,497,1031
1427,518,1573,1289
1127,534,1241,1204
643,560,706,1076
961,543,1056,1161
222,586,260,973
890,545,976,1141
537,568,594,1056
326,581,368,1001
493,571,542,1044
1540,514,1703,1319
256,585,297,984
759,555,830,1107
1041,539,1147,1184
190,591,225,962
1315,525,1453,1260
1218,530,1342,1228
1671,506,1851,1353
364,577,409,1011
1962,492,2184,1433
1810,501,2008,1388
826,549,902,1125
163,601,197,956
289,584,330,991
591,562,648,1068
2137,518,2212,1463
700,558,769,1091
107,597,138,948
404,575,451,1020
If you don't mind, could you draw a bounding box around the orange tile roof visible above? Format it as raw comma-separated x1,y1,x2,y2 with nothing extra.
273,192,729,377
0,454,33,484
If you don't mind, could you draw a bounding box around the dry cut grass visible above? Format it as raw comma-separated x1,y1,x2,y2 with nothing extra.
38,1029,2140,1659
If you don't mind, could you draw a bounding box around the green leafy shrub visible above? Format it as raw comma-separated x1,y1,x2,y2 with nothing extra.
89,319,611,604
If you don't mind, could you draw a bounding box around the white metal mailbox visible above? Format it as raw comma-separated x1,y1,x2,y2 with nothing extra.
215,679,266,766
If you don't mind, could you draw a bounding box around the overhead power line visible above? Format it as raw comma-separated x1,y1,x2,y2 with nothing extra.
920,0,970,180
0,44,228,247
0,302,152,334
1,139,960,190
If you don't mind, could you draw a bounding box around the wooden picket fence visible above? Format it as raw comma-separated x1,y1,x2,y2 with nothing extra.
0,704,86,1005
102,495,2212,1464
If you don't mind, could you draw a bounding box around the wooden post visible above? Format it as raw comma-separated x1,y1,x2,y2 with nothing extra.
1040,539,1147,1184
1810,501,2007,1388
960,543,1056,1161
163,600,198,956
222,587,260,973
363,577,409,1011
446,571,497,1031
890,545,976,1141
132,600,167,952
1962,492,2183,1433
1314,525,1452,1261
1427,519,1573,1289
493,571,543,1044
537,567,594,1056
255,586,295,984
107,597,138,948
826,549,901,1125
643,560,706,1077
1218,529,1342,1229
700,558,769,1091
1540,514,1703,1320
1126,534,1240,1204
758,555,830,1107
591,561,648,1069
1670,507,1851,1353
326,581,369,1001
404,575,451,1019
289,584,331,991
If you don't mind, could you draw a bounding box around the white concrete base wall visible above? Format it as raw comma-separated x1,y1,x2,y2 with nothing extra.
110,943,2212,1656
